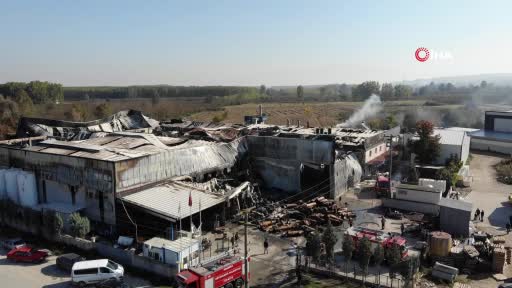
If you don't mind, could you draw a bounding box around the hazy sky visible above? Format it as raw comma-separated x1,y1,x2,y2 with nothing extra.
1,0,511,86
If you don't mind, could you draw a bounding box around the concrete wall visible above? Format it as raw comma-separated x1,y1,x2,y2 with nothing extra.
364,143,388,163
471,138,512,155
461,133,471,164
0,147,116,225
436,143,462,165
97,242,179,278
247,136,333,164
440,206,471,237
252,158,301,192
382,198,440,215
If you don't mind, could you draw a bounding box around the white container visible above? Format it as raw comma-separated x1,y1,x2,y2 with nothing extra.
0,169,6,199
5,168,20,203
17,171,38,207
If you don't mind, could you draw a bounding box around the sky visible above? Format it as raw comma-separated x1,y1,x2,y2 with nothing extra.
1,0,511,86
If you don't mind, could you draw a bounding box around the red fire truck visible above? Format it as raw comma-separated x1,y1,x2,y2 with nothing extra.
374,175,390,197
175,255,249,288
346,226,408,260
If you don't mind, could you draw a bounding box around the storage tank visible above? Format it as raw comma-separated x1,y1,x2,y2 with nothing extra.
429,231,452,257
5,168,20,203
0,169,6,199
17,171,38,207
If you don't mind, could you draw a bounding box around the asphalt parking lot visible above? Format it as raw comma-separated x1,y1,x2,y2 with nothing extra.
0,246,151,288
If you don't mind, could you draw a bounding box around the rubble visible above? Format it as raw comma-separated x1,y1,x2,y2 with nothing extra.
253,196,355,237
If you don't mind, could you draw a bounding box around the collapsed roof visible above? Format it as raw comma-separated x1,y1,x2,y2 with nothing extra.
16,110,159,141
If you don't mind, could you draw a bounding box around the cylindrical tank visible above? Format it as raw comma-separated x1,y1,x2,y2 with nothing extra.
17,171,38,207
5,168,20,203
429,231,452,257
0,169,6,199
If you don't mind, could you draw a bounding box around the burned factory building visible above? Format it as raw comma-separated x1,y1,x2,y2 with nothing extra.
0,110,388,237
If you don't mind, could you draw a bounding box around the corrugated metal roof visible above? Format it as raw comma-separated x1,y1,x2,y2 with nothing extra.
433,128,466,146
144,237,199,252
121,182,226,220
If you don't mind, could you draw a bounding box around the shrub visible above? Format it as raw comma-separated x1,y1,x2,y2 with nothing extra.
69,213,90,238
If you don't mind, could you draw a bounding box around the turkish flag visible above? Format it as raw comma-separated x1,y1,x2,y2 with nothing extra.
188,191,192,207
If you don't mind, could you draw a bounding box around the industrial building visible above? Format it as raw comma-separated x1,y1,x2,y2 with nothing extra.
471,110,512,155
0,110,393,238
432,127,472,165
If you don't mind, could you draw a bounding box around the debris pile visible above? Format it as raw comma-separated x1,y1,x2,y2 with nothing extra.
253,196,356,237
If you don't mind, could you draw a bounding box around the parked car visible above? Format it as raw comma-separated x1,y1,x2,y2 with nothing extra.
56,253,86,272
7,246,48,263
71,259,124,287
2,238,26,250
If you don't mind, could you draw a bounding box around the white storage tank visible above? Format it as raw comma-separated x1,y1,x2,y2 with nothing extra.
0,169,6,199
5,168,20,203
17,171,38,207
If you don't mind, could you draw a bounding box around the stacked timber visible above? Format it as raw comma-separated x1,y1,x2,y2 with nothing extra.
256,196,356,237
492,248,506,273
429,231,452,257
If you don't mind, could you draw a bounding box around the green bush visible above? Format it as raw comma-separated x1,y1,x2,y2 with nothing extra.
69,213,90,238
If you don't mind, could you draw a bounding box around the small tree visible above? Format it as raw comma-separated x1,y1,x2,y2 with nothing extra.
297,85,304,105
305,233,321,266
342,233,355,274
386,244,402,277
54,213,64,236
409,120,441,164
373,244,385,284
69,213,90,238
358,237,373,281
322,221,338,265
94,103,112,119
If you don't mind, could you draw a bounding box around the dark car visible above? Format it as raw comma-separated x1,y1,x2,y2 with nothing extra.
7,246,48,263
56,253,86,272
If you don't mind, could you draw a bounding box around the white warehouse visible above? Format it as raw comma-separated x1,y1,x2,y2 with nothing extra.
432,127,473,165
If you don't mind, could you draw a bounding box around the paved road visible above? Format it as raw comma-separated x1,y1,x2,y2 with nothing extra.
466,151,511,230
0,248,151,288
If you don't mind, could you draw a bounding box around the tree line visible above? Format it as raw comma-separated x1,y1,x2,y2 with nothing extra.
64,85,257,101
0,81,64,104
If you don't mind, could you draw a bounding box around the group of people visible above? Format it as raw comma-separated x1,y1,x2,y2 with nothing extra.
474,208,485,222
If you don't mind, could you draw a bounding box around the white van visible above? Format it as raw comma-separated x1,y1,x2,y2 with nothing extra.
71,259,124,287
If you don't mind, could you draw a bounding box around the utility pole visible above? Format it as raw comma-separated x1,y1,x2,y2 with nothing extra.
296,245,302,287
244,211,249,288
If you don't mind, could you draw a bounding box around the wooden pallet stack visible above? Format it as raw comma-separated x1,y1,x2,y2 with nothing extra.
492,248,506,273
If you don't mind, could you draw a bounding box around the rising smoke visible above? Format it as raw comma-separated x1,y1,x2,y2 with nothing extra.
338,94,382,128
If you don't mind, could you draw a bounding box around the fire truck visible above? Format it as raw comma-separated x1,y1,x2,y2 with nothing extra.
346,226,408,260
374,175,390,197
175,255,249,288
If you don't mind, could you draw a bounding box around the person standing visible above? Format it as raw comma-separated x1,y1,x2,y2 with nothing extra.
480,210,485,222
264,238,269,254
381,216,386,230
474,208,480,221
401,223,405,236
349,218,353,227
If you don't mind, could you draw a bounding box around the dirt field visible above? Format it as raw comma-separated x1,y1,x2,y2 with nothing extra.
189,100,461,127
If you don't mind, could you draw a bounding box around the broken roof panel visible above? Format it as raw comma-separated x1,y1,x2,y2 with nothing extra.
16,110,159,140
121,182,227,221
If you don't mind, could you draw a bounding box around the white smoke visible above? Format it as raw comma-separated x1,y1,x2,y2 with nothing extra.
338,94,382,128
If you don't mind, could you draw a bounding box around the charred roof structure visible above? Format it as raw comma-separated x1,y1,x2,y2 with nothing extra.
0,110,391,238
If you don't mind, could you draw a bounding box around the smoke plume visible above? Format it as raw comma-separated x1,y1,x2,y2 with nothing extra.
338,94,382,128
